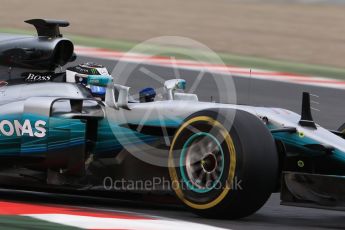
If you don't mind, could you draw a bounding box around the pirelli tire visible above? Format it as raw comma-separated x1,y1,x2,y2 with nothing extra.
168,109,279,219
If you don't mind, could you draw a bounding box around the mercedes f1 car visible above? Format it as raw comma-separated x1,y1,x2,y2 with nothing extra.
0,19,344,219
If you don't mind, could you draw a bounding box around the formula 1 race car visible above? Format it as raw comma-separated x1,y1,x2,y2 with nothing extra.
0,19,344,219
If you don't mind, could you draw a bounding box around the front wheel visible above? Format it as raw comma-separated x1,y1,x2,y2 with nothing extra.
168,109,278,219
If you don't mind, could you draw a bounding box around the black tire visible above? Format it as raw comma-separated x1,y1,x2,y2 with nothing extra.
168,109,278,219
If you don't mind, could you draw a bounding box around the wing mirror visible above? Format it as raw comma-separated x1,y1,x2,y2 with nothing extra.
105,83,131,110
164,79,186,100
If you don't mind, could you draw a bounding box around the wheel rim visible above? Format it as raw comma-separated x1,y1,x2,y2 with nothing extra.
180,132,225,193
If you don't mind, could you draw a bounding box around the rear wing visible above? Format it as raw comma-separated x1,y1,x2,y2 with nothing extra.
25,19,69,37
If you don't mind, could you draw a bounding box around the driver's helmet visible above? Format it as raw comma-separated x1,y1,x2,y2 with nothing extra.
66,62,110,98
139,87,156,102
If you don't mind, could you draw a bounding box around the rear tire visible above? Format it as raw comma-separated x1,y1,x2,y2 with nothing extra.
168,109,278,219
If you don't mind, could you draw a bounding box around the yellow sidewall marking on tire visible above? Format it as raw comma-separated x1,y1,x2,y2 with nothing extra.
297,160,305,168
299,131,305,138
168,116,236,210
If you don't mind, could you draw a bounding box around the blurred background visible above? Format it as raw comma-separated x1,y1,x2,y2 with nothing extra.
1,0,345,71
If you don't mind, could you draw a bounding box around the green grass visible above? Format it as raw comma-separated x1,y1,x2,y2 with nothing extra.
1,28,345,79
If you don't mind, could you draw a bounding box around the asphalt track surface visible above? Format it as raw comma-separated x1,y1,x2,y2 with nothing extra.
1,54,345,229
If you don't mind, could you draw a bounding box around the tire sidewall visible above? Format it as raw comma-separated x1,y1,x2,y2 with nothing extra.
169,109,279,218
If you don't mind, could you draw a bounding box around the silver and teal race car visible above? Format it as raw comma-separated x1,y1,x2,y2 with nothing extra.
0,19,344,219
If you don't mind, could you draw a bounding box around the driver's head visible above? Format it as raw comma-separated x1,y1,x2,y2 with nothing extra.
66,62,110,98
